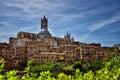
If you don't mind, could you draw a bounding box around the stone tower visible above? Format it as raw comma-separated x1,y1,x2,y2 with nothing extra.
39,16,51,36
64,32,74,43
41,16,48,30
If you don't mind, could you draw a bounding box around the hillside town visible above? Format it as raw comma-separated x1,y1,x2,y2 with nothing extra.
0,16,119,70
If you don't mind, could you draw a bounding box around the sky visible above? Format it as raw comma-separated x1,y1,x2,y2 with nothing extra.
0,0,120,46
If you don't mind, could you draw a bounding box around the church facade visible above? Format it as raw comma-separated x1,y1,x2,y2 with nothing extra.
0,16,114,69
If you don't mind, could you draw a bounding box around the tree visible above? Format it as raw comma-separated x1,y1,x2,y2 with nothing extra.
24,59,35,73
72,61,82,70
0,59,4,74
54,62,66,68
90,60,103,71
33,62,55,71
113,44,120,50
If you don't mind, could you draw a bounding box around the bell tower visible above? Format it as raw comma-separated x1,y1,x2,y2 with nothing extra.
41,16,48,30
39,16,51,36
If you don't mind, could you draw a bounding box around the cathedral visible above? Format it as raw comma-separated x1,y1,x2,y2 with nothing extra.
16,16,74,47
0,16,114,69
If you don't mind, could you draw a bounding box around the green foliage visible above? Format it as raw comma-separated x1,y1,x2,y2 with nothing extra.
23,59,38,80
90,60,103,71
62,66,74,71
33,62,55,71
74,69,82,79
105,56,120,70
54,62,66,68
108,46,119,60
82,63,91,72
58,73,73,80
38,71,52,80
24,59,36,74
27,59,35,68
6,70,19,80
72,61,82,70
0,59,4,73
113,44,120,49
0,55,120,80
83,71,94,80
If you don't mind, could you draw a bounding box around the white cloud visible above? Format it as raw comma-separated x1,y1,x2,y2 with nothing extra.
1,0,85,22
2,0,63,12
0,21,14,27
88,15,120,32
76,33,90,42
1,0,64,18
0,38,9,43
52,13,84,22
0,20,39,41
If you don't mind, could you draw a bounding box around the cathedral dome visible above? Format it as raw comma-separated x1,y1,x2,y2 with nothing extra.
39,29,51,35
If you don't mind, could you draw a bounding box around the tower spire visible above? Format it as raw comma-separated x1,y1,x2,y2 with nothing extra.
41,16,48,30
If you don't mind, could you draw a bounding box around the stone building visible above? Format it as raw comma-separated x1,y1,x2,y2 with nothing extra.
0,16,115,69
33,52,66,65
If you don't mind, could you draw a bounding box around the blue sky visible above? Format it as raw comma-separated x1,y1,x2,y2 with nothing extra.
0,0,120,46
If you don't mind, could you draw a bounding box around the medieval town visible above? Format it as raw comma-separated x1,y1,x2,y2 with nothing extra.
0,16,118,70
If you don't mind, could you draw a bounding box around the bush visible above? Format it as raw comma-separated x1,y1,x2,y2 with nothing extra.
72,61,82,70
0,56,119,80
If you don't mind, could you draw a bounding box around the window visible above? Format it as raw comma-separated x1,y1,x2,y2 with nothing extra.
41,56,43,59
51,56,53,59
44,56,46,59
